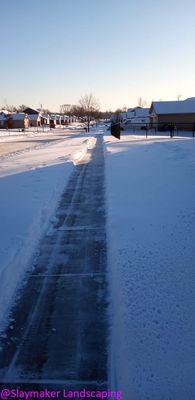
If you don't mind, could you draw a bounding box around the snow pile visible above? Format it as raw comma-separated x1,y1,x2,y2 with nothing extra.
86,137,97,149
71,148,88,164
71,137,97,164
104,133,195,399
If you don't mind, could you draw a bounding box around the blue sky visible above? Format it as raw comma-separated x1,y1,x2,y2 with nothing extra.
0,0,195,111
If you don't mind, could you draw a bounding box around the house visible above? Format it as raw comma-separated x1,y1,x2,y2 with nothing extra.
61,115,69,125
150,98,195,130
40,112,50,125
50,114,57,128
111,111,127,124
126,107,150,126
126,108,134,119
0,111,9,129
23,107,40,127
119,112,127,123
7,113,30,129
23,107,49,127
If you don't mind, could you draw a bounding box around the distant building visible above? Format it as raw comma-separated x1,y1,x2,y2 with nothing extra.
7,113,30,129
150,98,195,130
111,111,127,124
50,115,57,128
119,112,127,123
61,115,69,125
126,108,134,119
126,107,150,126
23,107,49,127
55,115,62,125
0,111,9,129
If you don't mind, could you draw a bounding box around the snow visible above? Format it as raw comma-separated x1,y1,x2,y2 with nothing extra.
0,110,10,115
71,137,97,164
152,97,195,115
0,128,93,331
104,132,195,399
0,130,70,158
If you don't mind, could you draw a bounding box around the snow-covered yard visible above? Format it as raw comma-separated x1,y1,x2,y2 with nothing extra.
105,133,195,399
0,125,85,158
0,128,92,330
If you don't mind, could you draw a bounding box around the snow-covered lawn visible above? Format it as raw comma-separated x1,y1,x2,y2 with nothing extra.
0,129,93,330
0,123,84,138
105,133,195,399
0,125,85,158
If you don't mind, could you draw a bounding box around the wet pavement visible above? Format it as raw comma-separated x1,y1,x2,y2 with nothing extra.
0,134,108,392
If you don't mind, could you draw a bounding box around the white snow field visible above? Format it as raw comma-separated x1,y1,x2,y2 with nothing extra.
0,124,85,158
0,127,94,330
105,133,195,399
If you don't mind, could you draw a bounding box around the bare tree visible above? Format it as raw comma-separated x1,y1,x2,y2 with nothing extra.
78,93,100,132
17,104,27,112
138,97,147,107
43,108,51,114
60,104,72,114
177,94,182,101
115,108,123,114
4,104,17,112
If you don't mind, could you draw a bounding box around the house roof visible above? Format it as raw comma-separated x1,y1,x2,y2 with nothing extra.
24,107,39,115
0,113,7,121
151,98,195,115
127,107,150,118
0,109,10,115
11,113,29,120
51,114,61,118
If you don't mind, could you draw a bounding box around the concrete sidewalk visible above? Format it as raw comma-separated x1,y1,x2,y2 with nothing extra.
0,134,108,391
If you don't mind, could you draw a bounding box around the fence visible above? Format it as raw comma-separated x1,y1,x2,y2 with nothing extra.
111,122,195,139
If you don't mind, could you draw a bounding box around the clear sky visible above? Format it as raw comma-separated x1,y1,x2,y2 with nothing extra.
0,0,195,111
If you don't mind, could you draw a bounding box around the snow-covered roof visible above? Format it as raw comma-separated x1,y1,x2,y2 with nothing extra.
24,107,39,114
0,109,10,115
151,98,195,115
0,113,7,121
51,114,61,119
127,107,149,118
11,113,29,120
